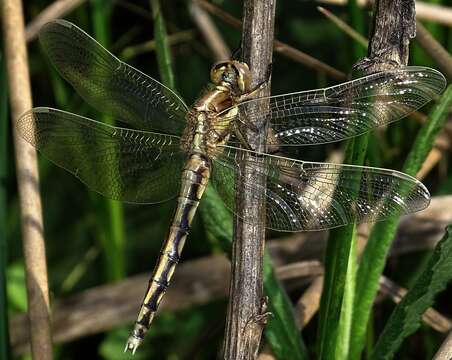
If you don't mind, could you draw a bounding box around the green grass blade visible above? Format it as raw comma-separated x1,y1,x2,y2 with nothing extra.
92,0,126,281
200,186,308,360
370,225,452,360
0,50,11,359
347,0,366,59
317,133,368,360
263,252,308,360
150,0,175,89
350,84,452,359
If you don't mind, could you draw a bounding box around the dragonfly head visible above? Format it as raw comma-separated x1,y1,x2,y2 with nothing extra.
210,60,251,93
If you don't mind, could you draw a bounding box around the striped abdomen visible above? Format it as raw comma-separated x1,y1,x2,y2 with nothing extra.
125,153,210,352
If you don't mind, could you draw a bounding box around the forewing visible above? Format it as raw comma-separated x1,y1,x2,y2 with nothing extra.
220,67,446,146
39,19,188,135
211,147,430,231
17,108,185,204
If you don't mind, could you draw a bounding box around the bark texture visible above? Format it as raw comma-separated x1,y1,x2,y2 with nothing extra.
1,0,53,359
357,0,415,71
222,1,276,359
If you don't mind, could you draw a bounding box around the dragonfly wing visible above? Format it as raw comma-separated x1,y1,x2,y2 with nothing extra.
18,108,185,204
39,20,188,135
219,67,446,146
211,146,430,232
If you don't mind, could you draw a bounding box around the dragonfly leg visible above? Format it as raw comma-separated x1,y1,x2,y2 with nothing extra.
233,127,254,151
231,41,242,60
236,63,272,102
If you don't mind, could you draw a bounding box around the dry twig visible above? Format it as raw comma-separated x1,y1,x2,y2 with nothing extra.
379,277,452,333
416,21,452,80
222,1,276,359
10,197,452,355
317,6,368,47
25,0,86,42
195,0,346,80
316,0,452,28
433,330,452,360
2,0,52,358
120,30,196,60
189,1,230,61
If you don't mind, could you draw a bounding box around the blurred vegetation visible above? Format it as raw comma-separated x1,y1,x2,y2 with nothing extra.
1,0,451,359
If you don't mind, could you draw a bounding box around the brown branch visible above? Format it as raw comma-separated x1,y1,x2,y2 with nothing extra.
416,21,452,80
379,277,452,333
120,30,196,61
2,0,52,358
433,330,452,360
356,0,415,71
189,0,230,61
417,120,452,180
317,6,368,48
10,196,452,354
195,0,346,80
11,258,451,356
11,255,231,355
25,0,86,42
316,0,452,28
222,1,276,359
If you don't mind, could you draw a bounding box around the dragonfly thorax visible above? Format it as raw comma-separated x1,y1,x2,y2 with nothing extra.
180,66,247,156
181,109,231,157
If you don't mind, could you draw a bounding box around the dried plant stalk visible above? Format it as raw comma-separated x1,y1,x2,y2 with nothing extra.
222,1,276,359
25,0,86,42
1,0,52,358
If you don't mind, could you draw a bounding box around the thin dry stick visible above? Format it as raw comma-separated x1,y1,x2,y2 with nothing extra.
379,277,452,333
289,226,368,331
357,0,414,71
12,258,451,356
189,1,230,61
195,0,346,80
2,0,53,359
10,195,452,354
417,121,452,180
25,0,86,42
416,21,452,80
433,330,452,360
317,6,368,47
316,0,452,28
222,1,276,359
120,30,196,60
318,5,431,124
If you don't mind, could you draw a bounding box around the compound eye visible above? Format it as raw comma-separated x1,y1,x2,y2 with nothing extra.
210,64,227,84
222,70,234,83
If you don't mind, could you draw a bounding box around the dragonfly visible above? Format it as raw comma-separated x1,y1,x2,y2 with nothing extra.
17,20,446,353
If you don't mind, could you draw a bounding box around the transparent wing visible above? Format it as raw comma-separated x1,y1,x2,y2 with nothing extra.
211,146,430,232
39,20,188,135
17,108,185,204
219,67,446,146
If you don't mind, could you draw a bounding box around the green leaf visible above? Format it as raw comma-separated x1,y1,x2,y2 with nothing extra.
350,84,452,359
199,186,308,360
264,252,307,360
317,133,368,360
347,0,367,59
150,0,175,89
6,262,27,313
370,225,452,360
91,0,126,282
